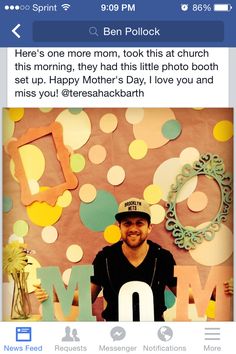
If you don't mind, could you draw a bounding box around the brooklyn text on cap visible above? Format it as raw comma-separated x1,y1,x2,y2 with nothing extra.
115,198,151,221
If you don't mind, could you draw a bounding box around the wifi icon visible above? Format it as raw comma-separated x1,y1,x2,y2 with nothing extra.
61,3,71,11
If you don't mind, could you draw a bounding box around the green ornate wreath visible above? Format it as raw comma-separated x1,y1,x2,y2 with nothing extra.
165,153,232,250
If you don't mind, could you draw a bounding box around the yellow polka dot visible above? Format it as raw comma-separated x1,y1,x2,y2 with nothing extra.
10,144,45,182
26,187,62,226
39,108,53,113
206,300,215,319
9,108,24,122
128,139,148,160
104,225,121,244
3,109,15,145
143,184,162,204
56,190,72,208
213,120,233,142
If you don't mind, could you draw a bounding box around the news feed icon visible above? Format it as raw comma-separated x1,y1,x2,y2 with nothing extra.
16,327,32,342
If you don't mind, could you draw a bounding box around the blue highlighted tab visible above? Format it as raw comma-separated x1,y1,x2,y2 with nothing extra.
16,327,32,342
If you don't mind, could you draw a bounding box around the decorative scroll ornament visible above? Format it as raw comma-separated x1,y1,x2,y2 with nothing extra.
165,153,232,250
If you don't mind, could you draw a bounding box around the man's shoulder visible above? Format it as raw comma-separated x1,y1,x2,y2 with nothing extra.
97,241,122,257
148,240,174,258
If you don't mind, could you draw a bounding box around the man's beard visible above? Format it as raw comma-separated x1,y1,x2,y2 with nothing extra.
124,234,146,248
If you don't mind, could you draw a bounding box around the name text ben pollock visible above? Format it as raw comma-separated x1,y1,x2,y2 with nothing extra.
104,27,161,36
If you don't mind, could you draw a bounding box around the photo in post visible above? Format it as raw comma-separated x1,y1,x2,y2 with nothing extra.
2,108,233,321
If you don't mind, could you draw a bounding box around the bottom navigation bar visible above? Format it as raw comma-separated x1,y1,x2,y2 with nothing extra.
0,322,235,354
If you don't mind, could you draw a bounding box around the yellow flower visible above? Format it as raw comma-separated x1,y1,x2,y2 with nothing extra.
3,242,28,275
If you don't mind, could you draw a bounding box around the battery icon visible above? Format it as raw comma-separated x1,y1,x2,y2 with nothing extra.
213,4,232,11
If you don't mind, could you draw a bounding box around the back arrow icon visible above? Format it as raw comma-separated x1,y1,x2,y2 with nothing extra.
12,24,21,38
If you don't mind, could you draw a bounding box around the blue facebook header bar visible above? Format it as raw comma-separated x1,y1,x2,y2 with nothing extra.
0,0,234,46
33,21,224,44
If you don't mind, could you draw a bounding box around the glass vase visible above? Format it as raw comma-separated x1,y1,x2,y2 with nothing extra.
11,271,31,320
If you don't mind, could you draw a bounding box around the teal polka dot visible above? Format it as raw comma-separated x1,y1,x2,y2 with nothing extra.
164,289,176,308
162,120,182,140
68,108,83,114
3,196,13,213
80,190,118,231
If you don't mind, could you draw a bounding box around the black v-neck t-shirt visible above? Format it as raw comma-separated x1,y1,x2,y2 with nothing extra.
91,240,177,321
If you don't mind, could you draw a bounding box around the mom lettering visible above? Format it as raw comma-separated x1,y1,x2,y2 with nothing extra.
37,265,232,321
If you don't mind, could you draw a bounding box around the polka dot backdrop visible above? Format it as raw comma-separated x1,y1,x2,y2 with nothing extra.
10,144,45,182
128,139,148,160
9,108,24,122
88,145,107,164
79,184,97,203
2,108,233,321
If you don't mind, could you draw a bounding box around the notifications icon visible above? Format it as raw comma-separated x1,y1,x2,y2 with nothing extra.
157,326,173,342
110,326,126,341
89,26,99,36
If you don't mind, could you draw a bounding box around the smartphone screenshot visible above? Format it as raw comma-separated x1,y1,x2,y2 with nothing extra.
0,1,235,353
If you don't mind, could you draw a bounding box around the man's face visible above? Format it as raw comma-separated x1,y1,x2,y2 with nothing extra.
119,216,152,248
